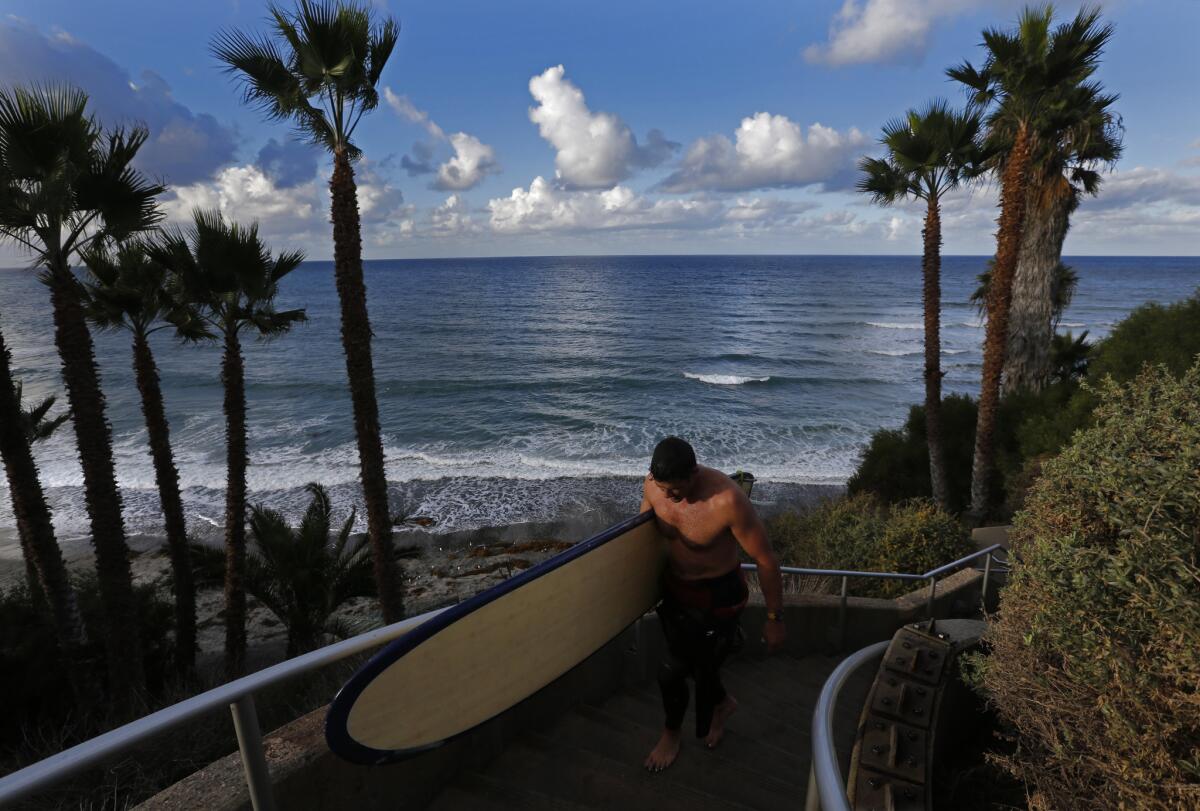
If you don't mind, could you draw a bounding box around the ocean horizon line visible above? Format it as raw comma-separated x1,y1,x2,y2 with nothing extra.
3,252,1199,272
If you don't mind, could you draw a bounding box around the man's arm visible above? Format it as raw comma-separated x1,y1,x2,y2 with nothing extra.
727,489,788,652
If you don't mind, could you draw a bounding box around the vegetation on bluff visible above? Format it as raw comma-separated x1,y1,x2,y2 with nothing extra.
967,360,1200,809
850,292,1200,517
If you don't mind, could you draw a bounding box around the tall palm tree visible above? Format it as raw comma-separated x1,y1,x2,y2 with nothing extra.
948,4,1113,522
0,85,162,699
192,483,376,658
81,242,208,675
858,101,983,510
0,332,87,668
212,1,404,622
149,210,306,678
11,377,69,602
1002,83,1121,393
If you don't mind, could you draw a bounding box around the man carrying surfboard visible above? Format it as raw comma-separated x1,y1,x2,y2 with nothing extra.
640,436,787,772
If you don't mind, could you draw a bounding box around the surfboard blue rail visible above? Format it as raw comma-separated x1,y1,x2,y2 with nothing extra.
325,509,657,765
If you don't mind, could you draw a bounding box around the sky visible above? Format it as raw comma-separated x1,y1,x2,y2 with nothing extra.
0,0,1197,263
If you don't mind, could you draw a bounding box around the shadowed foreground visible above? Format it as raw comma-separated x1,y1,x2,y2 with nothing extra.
429,652,873,810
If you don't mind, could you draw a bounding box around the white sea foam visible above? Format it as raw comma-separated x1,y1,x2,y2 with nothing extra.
1060,322,1086,328
866,322,922,330
683,373,771,385
866,349,920,357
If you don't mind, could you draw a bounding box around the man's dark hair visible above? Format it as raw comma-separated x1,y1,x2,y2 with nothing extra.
650,436,697,482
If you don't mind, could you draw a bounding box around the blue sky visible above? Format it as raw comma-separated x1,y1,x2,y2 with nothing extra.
1,0,1197,261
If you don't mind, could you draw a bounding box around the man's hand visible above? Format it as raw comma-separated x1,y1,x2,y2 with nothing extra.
763,619,787,653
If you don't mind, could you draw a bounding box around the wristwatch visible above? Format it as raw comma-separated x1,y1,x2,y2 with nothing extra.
766,610,784,622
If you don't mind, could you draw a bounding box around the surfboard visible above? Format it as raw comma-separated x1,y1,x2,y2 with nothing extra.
325,510,666,764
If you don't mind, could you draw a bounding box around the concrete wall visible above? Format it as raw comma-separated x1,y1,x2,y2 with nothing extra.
137,568,993,811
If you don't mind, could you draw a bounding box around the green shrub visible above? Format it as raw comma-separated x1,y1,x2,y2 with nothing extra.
969,360,1200,810
872,500,973,597
0,573,175,751
848,394,994,515
851,293,1200,518
1088,293,1200,383
768,493,969,598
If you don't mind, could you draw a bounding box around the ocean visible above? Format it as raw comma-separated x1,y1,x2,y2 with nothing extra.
0,255,1196,554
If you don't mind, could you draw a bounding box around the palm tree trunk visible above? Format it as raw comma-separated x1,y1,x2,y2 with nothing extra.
0,321,89,663
329,148,402,623
968,126,1033,523
1002,178,1072,394
46,264,145,699
132,330,196,675
921,194,948,510
221,327,249,678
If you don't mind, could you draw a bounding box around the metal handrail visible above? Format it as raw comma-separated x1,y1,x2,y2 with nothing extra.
744,544,1007,647
809,641,890,811
0,542,1008,809
0,605,448,808
805,546,1010,810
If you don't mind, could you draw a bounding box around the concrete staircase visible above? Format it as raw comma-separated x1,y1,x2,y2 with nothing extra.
429,652,873,810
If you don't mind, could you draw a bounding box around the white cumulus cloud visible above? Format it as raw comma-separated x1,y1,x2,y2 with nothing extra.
160,163,409,255
527,65,677,189
658,113,867,193
384,87,499,191
804,0,990,67
488,177,721,233
435,133,500,191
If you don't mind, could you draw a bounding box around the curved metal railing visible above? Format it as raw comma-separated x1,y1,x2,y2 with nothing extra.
0,529,1007,810
809,641,890,811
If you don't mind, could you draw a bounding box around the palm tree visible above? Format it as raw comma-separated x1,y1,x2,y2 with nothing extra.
81,242,208,675
192,483,376,657
858,101,983,510
0,333,88,669
972,259,1079,333
0,84,162,699
11,377,69,601
948,4,1113,522
212,1,404,622
149,209,306,677
1002,84,1120,393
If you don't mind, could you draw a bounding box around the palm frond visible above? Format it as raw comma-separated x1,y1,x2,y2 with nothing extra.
215,0,399,156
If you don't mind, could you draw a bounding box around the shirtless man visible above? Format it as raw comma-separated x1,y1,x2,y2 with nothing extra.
639,436,787,772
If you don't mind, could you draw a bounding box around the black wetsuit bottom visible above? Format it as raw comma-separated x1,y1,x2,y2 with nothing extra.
655,568,747,738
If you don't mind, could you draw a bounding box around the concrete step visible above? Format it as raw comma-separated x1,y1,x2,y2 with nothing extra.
428,771,587,810
468,733,737,810
428,646,869,809
574,703,804,790
611,687,811,761
541,704,804,809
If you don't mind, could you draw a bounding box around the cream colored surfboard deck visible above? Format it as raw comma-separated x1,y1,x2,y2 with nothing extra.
326,512,665,763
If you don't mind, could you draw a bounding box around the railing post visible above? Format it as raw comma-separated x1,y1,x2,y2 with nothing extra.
926,576,937,630
837,576,849,652
804,761,822,811
230,694,276,811
981,553,993,613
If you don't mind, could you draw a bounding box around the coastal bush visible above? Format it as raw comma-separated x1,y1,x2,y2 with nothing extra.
852,294,1200,517
871,500,973,598
0,574,174,750
766,493,882,594
767,494,968,598
969,361,1200,810
848,394,991,514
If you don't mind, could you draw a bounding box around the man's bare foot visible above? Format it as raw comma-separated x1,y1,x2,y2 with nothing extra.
704,695,738,749
644,728,681,772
